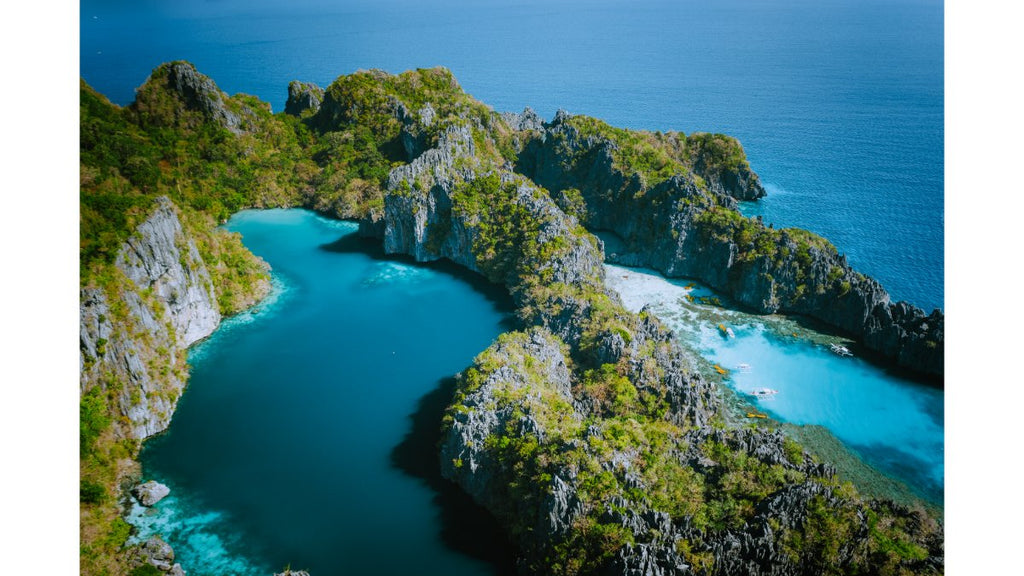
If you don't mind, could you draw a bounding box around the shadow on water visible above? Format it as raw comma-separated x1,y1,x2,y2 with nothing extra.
320,233,518,329
323,230,517,572
391,377,518,575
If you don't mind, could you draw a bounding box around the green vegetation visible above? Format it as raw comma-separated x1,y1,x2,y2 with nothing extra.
556,116,753,193
685,132,749,175
693,206,850,304
452,174,541,282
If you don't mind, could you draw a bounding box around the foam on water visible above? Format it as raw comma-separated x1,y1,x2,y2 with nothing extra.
361,261,432,287
187,274,291,366
127,492,269,576
605,264,944,505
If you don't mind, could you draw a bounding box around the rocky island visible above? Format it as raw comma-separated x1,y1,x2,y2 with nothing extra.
80,62,943,575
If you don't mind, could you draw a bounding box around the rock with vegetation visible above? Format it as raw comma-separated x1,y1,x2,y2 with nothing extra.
515,111,943,377
127,536,184,574
285,80,325,117
151,61,255,134
80,196,221,440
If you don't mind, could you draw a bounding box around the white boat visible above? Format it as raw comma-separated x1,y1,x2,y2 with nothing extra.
738,363,752,373
829,343,853,357
749,388,778,398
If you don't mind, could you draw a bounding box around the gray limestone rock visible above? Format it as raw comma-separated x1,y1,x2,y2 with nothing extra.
132,481,171,506
161,61,253,134
285,80,324,116
80,197,223,440
130,536,176,572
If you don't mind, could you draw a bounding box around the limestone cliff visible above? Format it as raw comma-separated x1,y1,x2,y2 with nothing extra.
80,197,222,440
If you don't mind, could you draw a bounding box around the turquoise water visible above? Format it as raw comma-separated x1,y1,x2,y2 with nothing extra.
605,265,943,505
80,0,943,312
131,209,516,575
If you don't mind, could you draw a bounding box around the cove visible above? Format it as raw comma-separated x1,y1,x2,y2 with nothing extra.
604,264,944,507
128,209,516,575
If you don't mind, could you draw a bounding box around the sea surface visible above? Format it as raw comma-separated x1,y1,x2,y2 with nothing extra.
130,209,516,575
80,0,943,312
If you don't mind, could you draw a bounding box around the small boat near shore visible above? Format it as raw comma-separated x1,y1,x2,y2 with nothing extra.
738,363,752,373
749,388,779,398
829,343,853,357
718,324,735,338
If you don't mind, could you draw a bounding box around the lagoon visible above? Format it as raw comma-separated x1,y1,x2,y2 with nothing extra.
130,209,516,576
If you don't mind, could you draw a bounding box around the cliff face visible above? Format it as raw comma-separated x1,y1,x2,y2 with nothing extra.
517,113,943,378
80,197,221,440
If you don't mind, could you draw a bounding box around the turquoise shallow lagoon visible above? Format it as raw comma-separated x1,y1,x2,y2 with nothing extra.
605,264,944,506
130,209,516,575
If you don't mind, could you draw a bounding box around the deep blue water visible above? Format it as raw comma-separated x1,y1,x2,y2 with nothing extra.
131,210,516,575
80,0,943,312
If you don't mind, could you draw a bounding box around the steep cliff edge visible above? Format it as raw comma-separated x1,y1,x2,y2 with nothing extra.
80,196,223,440
516,112,943,378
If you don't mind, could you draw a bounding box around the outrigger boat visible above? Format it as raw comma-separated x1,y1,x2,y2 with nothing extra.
829,343,853,357
749,388,779,398
738,363,752,373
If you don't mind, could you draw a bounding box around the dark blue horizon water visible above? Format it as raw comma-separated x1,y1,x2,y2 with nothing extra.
81,0,943,312
131,210,517,575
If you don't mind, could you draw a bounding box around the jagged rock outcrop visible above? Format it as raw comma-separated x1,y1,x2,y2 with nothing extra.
370,121,605,297
441,328,579,517
502,107,545,133
516,111,943,377
80,197,221,439
132,481,171,506
285,80,324,116
159,61,255,134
